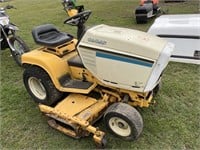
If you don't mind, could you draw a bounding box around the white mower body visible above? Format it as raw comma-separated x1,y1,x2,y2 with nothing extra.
78,24,174,92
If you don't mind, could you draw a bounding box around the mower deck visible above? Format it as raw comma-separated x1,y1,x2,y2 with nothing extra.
39,93,110,146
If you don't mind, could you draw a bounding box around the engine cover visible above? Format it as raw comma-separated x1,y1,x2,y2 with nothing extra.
77,24,173,92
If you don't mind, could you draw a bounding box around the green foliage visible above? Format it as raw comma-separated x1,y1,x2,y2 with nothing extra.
0,0,200,149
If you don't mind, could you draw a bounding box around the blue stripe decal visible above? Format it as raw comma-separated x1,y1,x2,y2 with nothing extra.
96,51,153,67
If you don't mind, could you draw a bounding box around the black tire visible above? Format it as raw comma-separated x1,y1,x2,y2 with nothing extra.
23,66,63,106
153,82,162,96
104,103,143,140
9,36,29,66
1,39,9,50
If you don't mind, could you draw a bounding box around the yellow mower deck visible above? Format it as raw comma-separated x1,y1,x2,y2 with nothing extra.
39,92,114,146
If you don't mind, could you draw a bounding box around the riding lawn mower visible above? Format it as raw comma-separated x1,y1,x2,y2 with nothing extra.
21,9,174,147
62,0,84,17
135,0,161,23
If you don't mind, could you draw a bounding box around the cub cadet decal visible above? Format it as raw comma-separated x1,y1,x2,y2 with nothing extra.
87,38,107,45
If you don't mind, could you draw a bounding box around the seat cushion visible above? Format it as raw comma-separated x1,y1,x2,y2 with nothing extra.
32,24,73,47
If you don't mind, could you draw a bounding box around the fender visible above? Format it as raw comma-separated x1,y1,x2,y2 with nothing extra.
22,48,71,91
7,23,19,31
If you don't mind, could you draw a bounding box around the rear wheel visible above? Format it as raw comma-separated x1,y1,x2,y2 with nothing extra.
23,66,63,105
9,36,29,66
104,103,143,140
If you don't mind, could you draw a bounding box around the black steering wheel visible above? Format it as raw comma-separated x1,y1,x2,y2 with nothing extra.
64,10,92,26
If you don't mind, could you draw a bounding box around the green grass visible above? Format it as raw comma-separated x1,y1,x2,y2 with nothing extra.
0,0,200,149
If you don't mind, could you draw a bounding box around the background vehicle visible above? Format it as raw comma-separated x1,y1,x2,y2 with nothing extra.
135,0,161,23
62,0,84,17
0,5,29,66
148,14,200,64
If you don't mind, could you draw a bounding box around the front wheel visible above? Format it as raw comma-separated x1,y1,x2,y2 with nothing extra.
9,36,29,66
104,103,143,140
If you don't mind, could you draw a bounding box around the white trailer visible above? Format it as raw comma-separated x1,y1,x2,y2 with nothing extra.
148,14,200,64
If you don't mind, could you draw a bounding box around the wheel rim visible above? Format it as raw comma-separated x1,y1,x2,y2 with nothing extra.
11,39,25,64
28,77,47,100
13,40,25,55
108,117,131,137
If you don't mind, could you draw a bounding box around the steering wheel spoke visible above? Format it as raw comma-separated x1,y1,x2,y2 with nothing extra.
67,18,80,26
64,10,92,26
